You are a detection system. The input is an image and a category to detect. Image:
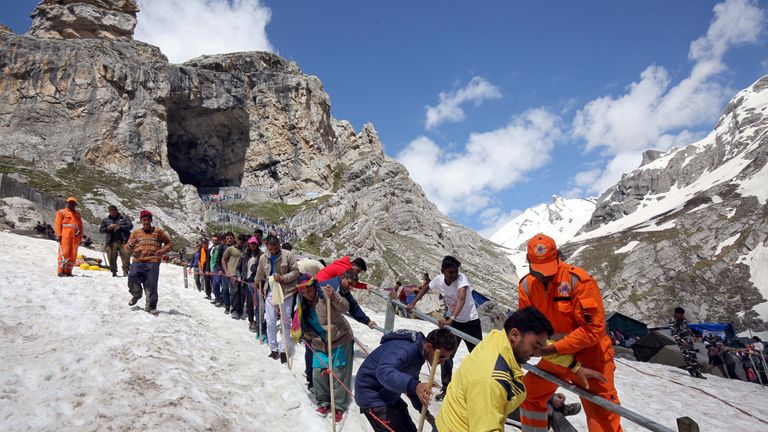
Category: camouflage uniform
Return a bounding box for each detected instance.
[670,317,702,377]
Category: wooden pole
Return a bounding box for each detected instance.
[257,287,264,345]
[279,289,292,370]
[326,293,336,432]
[418,349,441,432]
[183,266,188,289]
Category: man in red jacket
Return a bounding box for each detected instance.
[316,256,368,285]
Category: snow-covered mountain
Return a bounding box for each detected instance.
[2,231,766,432]
[559,75,768,330]
[490,196,596,272]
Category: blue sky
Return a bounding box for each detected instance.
[3,0,767,235]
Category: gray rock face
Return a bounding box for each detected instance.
[0,31,172,180]
[29,0,139,40]
[565,75,768,330]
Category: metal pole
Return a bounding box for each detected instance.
[750,354,764,386]
[384,292,396,334]
[369,290,680,432]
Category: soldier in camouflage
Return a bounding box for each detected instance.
[670,307,706,379]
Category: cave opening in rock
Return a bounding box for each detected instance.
[166,99,250,189]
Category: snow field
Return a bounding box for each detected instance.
[1,232,767,431]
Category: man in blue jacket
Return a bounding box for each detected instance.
[355,328,459,432]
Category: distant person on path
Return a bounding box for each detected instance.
[517,234,623,432]
[408,255,482,401]
[225,234,247,320]
[355,328,459,432]
[670,307,705,379]
[253,235,301,363]
[208,233,227,308]
[753,336,765,353]
[243,236,264,334]
[219,232,236,314]
[126,210,173,314]
[99,205,133,277]
[54,197,84,277]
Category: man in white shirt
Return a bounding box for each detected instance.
[408,255,483,401]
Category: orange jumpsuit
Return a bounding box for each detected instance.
[54,208,83,275]
[518,264,623,432]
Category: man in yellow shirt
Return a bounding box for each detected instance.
[436,307,605,432]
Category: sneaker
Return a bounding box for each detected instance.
[334,409,344,422]
[562,402,582,417]
[147,309,159,316]
[315,406,330,417]
[695,373,707,380]
[435,390,447,401]
[210,299,218,304]
[280,352,288,364]
[260,334,268,343]
[205,294,212,300]
[128,297,139,306]
[249,322,257,332]
[215,301,224,308]
[112,273,117,277]
[122,271,128,277]
[231,312,240,320]
[224,307,230,314]
[268,351,279,360]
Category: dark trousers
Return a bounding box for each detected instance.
[128,262,161,310]
[441,318,482,390]
[193,269,202,291]
[203,274,212,297]
[221,276,232,306]
[246,284,255,322]
[362,399,417,432]
[105,241,131,275]
[212,273,223,302]
[231,280,247,315]
[305,343,314,386]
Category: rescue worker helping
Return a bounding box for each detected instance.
[519,234,623,432]
[55,197,84,277]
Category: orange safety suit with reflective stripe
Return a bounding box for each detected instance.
[518,264,623,432]
[54,208,83,275]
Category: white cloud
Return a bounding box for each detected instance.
[135,0,273,64]
[570,0,765,195]
[399,108,561,215]
[425,77,502,130]
[478,207,523,239]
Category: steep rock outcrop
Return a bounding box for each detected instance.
[29,0,139,40]
[564,75,768,330]
[0,31,173,180]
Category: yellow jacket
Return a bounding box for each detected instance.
[436,329,578,432]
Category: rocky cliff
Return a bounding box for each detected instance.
[561,75,768,330]
[0,1,516,305]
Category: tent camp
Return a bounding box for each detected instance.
[606,312,648,338]
[648,343,711,373]
[632,331,675,362]
[687,323,736,343]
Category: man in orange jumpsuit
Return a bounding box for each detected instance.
[519,233,623,432]
[54,197,84,277]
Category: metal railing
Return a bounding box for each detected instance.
[365,289,700,432]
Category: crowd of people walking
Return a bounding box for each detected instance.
[50,198,768,432]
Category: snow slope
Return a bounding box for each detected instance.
[490,196,596,272]
[2,232,767,432]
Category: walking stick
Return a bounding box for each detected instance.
[257,286,265,345]
[280,296,292,370]
[326,293,336,432]
[418,349,441,432]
